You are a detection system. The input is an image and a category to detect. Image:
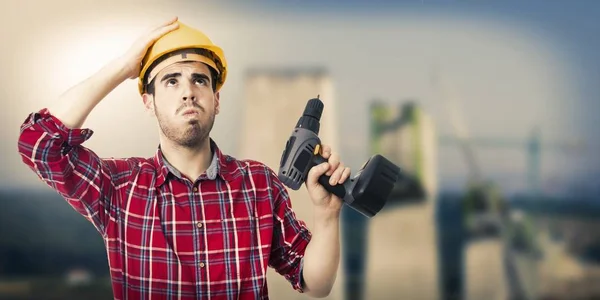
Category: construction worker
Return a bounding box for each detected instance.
[17,17,350,299]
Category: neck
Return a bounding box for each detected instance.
[160,137,213,181]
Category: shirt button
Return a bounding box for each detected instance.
[196,222,203,228]
[193,187,198,192]
[199,262,205,268]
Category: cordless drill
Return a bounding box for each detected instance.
[277,96,402,218]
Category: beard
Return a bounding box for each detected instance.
[154,102,215,148]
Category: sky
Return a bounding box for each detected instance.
[1,0,598,194]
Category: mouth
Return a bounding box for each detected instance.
[182,109,200,116]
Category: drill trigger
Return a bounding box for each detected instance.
[313,144,321,155]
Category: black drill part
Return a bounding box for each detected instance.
[295,97,324,134]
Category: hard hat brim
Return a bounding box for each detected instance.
[138,44,227,94]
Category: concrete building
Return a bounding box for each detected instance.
[239,67,343,300]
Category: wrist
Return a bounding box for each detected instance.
[110,56,134,82]
[313,206,341,224]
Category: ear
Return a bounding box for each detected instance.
[142,93,155,115]
[214,91,221,115]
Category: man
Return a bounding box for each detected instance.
[17,17,350,299]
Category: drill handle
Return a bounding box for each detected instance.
[311,154,347,199]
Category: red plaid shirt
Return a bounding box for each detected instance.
[17,109,312,300]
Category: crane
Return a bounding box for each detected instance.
[430,64,588,300]
[430,65,507,238]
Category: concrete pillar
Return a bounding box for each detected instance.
[238,67,342,300]
[363,101,440,299]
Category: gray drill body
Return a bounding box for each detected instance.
[277,127,358,205]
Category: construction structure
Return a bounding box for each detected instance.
[349,100,439,300]
[238,67,343,300]
[431,64,598,300]
[239,67,338,171]
[369,100,438,207]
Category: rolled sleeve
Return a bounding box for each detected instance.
[267,169,312,293]
[19,109,93,159]
[17,108,129,235]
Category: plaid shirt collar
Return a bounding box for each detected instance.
[153,138,235,187]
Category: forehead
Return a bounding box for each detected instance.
[156,61,211,79]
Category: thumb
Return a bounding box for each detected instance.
[306,162,329,188]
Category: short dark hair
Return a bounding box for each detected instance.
[144,48,220,95]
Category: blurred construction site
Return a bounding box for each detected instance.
[1,1,599,299]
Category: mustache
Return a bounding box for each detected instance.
[176,103,205,114]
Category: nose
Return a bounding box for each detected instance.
[181,82,196,102]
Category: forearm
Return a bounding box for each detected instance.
[48,56,130,129]
[301,208,341,298]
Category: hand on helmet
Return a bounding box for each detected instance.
[121,16,180,80]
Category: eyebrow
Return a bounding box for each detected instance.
[160,72,181,83]
[160,72,211,83]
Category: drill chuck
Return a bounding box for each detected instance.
[295,97,323,134]
[302,97,324,120]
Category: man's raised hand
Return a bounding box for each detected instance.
[121,16,180,80]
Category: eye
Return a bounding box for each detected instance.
[166,79,178,86]
[195,78,208,85]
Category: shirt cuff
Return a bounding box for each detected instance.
[24,108,93,146]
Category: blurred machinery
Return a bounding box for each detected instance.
[369,101,435,206]
[431,65,600,300]
[341,100,436,300]
[430,66,507,240]
[430,66,509,300]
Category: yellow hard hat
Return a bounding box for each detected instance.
[138,21,228,95]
